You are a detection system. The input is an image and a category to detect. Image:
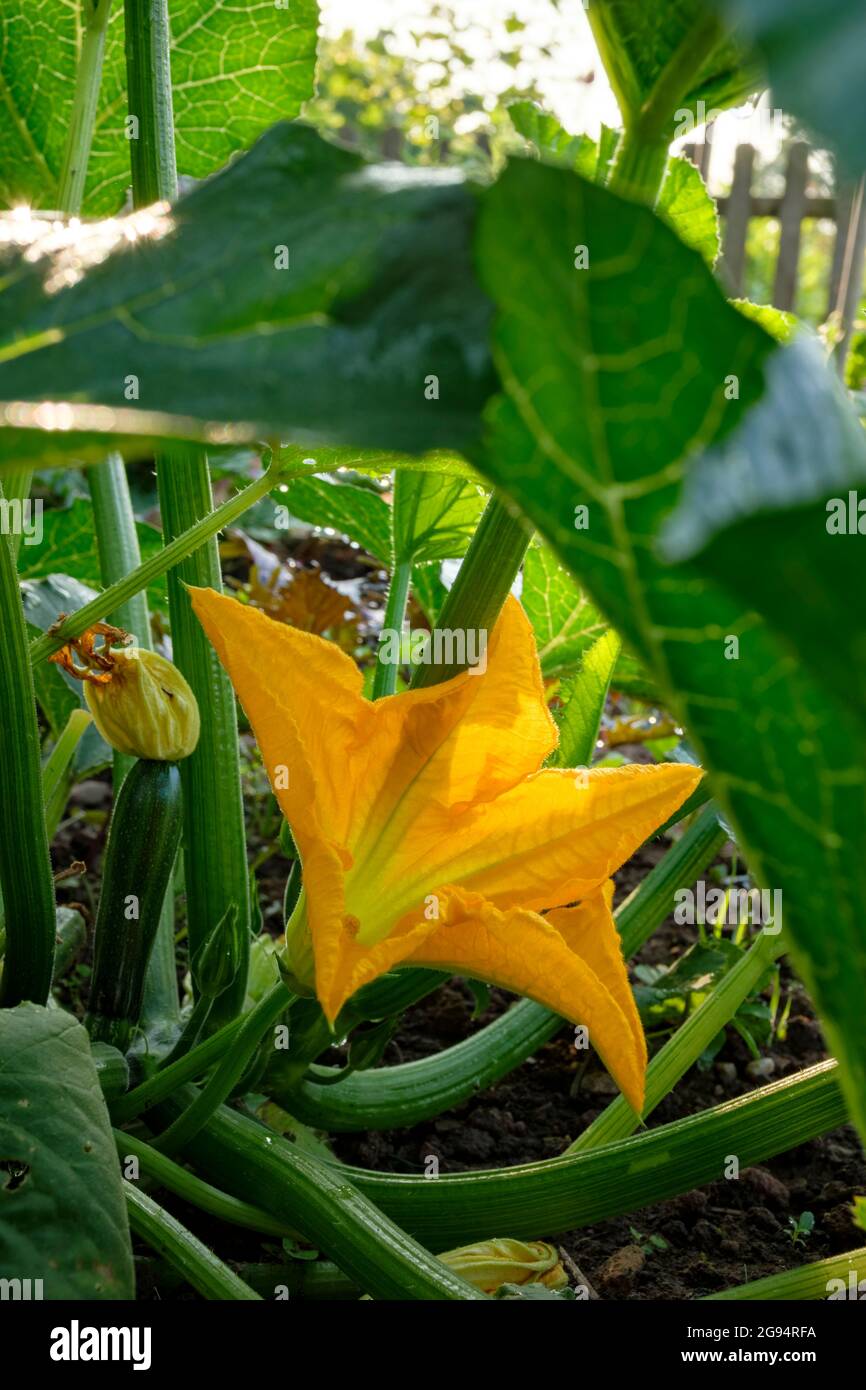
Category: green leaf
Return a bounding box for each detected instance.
[587,0,755,129]
[662,333,866,741]
[474,156,866,1143]
[282,476,392,565]
[0,124,494,465]
[552,630,621,770]
[657,156,720,265]
[708,0,866,174]
[17,496,167,613]
[0,1003,134,1297]
[510,101,720,267]
[393,472,485,565]
[521,543,653,696]
[508,101,598,178]
[0,0,319,213]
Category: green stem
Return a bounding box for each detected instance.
[3,468,33,561]
[607,131,671,205]
[157,993,213,1070]
[123,1181,262,1300]
[567,929,787,1152]
[335,1061,845,1248]
[116,1131,296,1238]
[42,708,92,834]
[31,465,280,664]
[607,13,725,206]
[88,453,179,1030]
[410,491,530,687]
[0,514,55,1004]
[180,1062,843,1256]
[151,981,293,1156]
[124,4,250,1024]
[124,0,178,207]
[155,447,252,1024]
[164,1090,485,1300]
[56,0,115,214]
[704,1247,866,1302]
[372,558,412,699]
[110,1009,246,1126]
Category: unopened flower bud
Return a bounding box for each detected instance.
[438,1238,568,1294]
[84,648,200,761]
[191,905,242,999]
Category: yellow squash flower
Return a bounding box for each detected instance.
[191,587,701,1111]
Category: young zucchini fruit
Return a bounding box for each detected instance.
[62,636,200,1052]
[85,756,183,1052]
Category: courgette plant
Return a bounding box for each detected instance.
[0,0,865,1305]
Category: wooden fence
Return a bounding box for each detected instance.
[686,138,866,359]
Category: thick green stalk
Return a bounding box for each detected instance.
[705,1247,866,1302]
[123,4,250,1023]
[31,465,281,665]
[152,982,293,1156]
[411,491,530,687]
[3,468,33,560]
[89,454,178,1029]
[0,515,55,1004]
[124,1181,262,1300]
[56,0,115,214]
[274,807,727,1130]
[163,1089,485,1301]
[124,0,178,206]
[116,1131,295,1238]
[333,1061,845,1248]
[568,929,787,1152]
[372,558,412,699]
[608,132,670,205]
[155,449,251,1023]
[607,14,725,206]
[287,1001,559,1132]
[181,1062,844,1254]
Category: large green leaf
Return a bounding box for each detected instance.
[510,102,720,266]
[0,0,319,213]
[281,476,392,566]
[392,473,485,565]
[587,0,755,129]
[0,123,495,465]
[522,543,655,696]
[0,1003,133,1297]
[475,156,866,1142]
[663,333,866,737]
[709,0,866,173]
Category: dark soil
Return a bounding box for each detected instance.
[329,844,866,1300]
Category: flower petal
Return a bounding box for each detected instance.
[546,881,646,1082]
[408,886,646,1111]
[364,762,702,929]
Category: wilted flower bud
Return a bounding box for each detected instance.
[439,1238,568,1294]
[84,648,200,761]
